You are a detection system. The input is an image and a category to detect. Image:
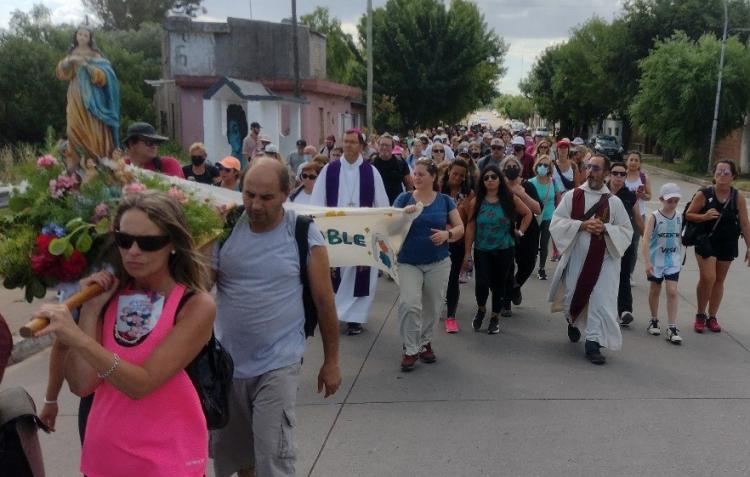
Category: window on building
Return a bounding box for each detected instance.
[615,127,620,136]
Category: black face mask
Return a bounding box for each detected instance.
[471,152,480,158]
[504,167,520,180]
[191,155,206,166]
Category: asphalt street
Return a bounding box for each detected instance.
[3,167,750,477]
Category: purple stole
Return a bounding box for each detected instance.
[569,188,611,322]
[326,159,375,297]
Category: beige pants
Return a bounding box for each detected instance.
[398,258,451,355]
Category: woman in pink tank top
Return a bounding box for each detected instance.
[38,190,216,477]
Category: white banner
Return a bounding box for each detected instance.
[109,161,420,283]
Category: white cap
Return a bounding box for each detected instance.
[483,132,492,139]
[511,136,525,146]
[572,137,585,146]
[265,143,278,153]
[659,182,681,200]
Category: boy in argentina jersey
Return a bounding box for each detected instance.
[641,183,683,344]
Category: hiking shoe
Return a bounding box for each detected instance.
[419,343,437,363]
[537,269,547,280]
[401,353,418,372]
[511,287,522,306]
[550,254,560,262]
[445,317,459,333]
[487,316,500,334]
[472,309,486,332]
[694,313,707,334]
[567,323,581,343]
[707,316,722,333]
[346,322,363,335]
[647,319,661,336]
[619,311,634,326]
[585,340,606,365]
[666,327,683,345]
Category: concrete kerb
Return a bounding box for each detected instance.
[642,163,750,199]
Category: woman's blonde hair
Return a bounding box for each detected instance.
[112,190,208,293]
[188,142,207,156]
[302,159,325,174]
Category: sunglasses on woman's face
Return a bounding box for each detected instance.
[483,173,499,181]
[301,173,317,180]
[433,149,444,153]
[611,170,627,177]
[538,145,549,149]
[114,231,171,252]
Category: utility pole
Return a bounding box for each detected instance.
[709,0,729,174]
[367,0,373,132]
[291,0,300,97]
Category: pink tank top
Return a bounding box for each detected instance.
[81,284,208,477]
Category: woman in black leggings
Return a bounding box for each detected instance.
[463,164,531,335]
[440,158,473,333]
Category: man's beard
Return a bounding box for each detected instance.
[587,176,604,190]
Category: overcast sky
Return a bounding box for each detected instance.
[1,0,623,94]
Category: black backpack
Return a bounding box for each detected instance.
[175,292,233,430]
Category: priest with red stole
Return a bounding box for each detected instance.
[548,154,633,365]
[310,129,390,336]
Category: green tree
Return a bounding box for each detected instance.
[357,0,507,130]
[494,94,534,122]
[299,7,360,85]
[629,32,750,168]
[82,0,204,30]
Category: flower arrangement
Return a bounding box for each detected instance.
[0,150,225,302]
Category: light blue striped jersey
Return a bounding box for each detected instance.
[648,210,682,277]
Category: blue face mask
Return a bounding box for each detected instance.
[303,154,312,162]
[537,165,549,176]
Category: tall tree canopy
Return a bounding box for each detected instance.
[82,0,204,30]
[359,0,507,130]
[629,33,750,166]
[494,94,534,122]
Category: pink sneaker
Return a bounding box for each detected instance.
[445,317,459,333]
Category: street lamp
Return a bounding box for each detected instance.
[708,0,750,173]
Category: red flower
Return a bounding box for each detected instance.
[30,252,56,276]
[56,251,87,282]
[36,234,53,253]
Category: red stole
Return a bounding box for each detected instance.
[569,188,611,322]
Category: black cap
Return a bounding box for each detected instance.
[123,122,168,145]
[296,139,307,147]
[251,122,261,129]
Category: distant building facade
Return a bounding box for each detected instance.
[152,16,364,159]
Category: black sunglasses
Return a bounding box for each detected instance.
[483,173,499,181]
[433,149,445,153]
[301,173,318,180]
[114,231,171,252]
[490,145,503,150]
[610,170,627,177]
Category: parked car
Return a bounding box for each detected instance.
[589,135,623,161]
[534,127,549,138]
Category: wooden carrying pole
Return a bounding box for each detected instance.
[19,283,104,338]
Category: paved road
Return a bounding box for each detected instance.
[3,169,750,476]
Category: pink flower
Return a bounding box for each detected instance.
[123,182,147,195]
[48,173,78,198]
[93,202,109,222]
[36,155,57,169]
[167,186,188,204]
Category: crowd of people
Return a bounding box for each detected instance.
[30,120,750,477]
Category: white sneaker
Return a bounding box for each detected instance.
[647,319,661,336]
[666,327,683,345]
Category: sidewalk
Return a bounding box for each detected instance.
[1,286,57,365]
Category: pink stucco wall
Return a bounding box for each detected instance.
[299,93,352,149]
[180,88,205,151]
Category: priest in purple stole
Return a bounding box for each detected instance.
[310,129,390,335]
[548,155,632,365]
